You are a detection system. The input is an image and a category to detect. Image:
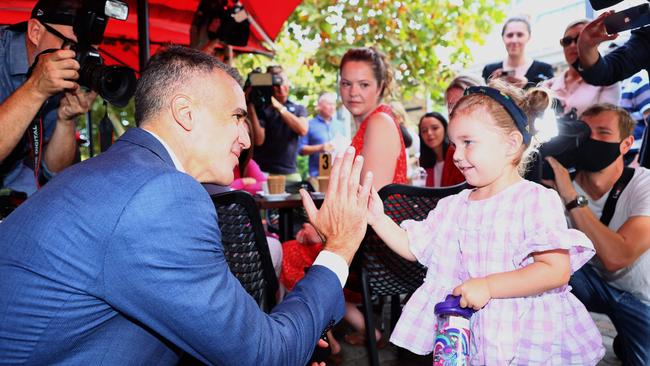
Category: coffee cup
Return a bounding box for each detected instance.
[267,175,286,194]
[317,176,329,193]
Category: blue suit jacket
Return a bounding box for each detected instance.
[0,128,345,365]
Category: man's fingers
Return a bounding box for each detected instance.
[544,156,560,169]
[56,69,80,82]
[316,339,329,348]
[327,147,354,198]
[596,10,615,22]
[459,296,468,309]
[347,155,364,202]
[326,153,343,198]
[336,147,356,198]
[300,189,318,224]
[48,49,77,62]
[540,179,556,189]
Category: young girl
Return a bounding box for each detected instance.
[367,81,605,365]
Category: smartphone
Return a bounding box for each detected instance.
[604,3,650,35]
[501,70,514,77]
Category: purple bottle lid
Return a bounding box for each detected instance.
[434,294,475,318]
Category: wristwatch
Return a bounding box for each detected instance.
[565,195,588,211]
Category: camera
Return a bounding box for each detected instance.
[526,106,592,182]
[245,68,282,109]
[72,0,136,107]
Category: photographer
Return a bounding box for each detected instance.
[247,65,308,182]
[544,104,650,366]
[0,0,96,196]
[575,7,650,166]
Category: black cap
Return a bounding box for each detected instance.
[31,0,81,26]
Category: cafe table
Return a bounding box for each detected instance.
[254,192,324,242]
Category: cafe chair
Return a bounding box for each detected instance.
[178,191,280,366]
[211,190,279,312]
[359,182,468,366]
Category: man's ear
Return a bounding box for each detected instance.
[26,19,45,48]
[171,94,193,131]
[620,135,635,155]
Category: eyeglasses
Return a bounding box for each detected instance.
[40,22,77,49]
[560,35,579,48]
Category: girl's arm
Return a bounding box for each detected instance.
[453,249,570,310]
[367,188,416,262]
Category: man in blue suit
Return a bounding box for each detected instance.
[0,45,374,365]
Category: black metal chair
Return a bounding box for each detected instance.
[359,182,468,366]
[211,190,278,312]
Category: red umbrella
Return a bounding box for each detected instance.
[0,0,302,72]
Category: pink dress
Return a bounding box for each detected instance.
[391,180,604,365]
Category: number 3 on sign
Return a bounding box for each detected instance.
[319,152,333,177]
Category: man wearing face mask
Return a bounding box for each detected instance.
[545,103,650,366]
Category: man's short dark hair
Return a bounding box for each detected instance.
[135,45,243,126]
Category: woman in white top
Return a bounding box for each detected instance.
[482,16,554,88]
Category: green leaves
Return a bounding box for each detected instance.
[234,0,507,113]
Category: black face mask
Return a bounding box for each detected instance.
[576,138,621,172]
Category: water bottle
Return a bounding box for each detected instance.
[433,294,475,366]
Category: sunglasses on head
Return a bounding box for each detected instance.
[560,35,579,47]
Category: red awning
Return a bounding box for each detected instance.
[0,0,302,72]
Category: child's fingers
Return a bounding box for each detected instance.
[452,285,462,297]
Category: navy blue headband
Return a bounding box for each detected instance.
[464,86,531,144]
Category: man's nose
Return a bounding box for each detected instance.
[239,125,251,149]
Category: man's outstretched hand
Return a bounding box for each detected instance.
[300,146,373,265]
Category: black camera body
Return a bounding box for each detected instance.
[73,0,135,107]
[246,68,282,110]
[526,107,592,182]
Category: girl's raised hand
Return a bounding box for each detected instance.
[452,277,491,311]
[366,187,385,227]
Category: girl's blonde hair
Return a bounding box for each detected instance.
[450,79,552,175]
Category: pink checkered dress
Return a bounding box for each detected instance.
[390,180,605,365]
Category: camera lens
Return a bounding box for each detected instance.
[77,50,136,107]
[92,65,136,107]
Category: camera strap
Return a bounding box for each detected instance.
[600,167,635,226]
[27,104,46,189]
